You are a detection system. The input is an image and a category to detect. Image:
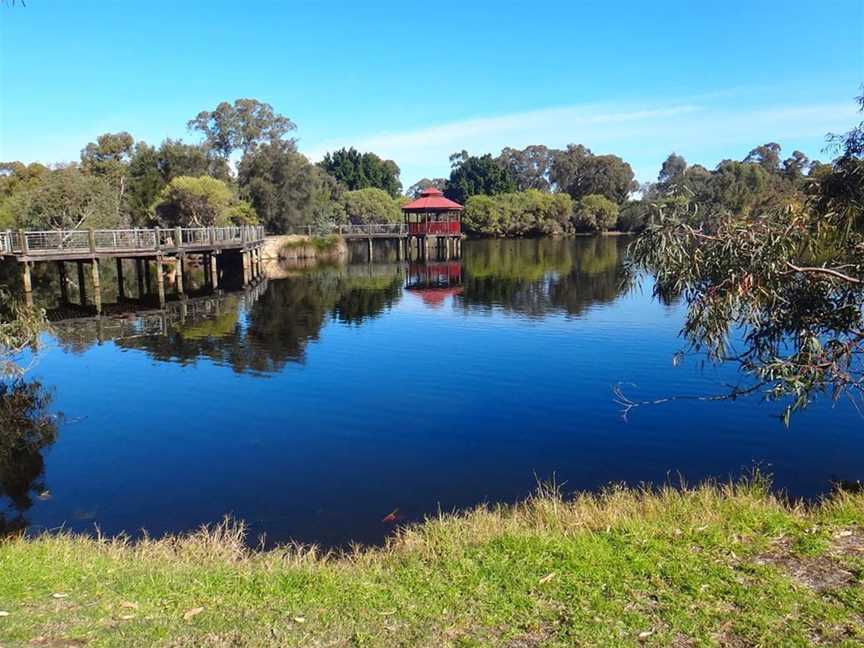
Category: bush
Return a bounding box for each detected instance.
[153,176,257,227]
[462,190,574,237]
[573,194,619,232]
[340,187,401,224]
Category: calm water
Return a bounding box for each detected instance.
[4,238,864,547]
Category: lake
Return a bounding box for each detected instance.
[4,237,863,547]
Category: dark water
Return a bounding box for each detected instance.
[4,238,863,547]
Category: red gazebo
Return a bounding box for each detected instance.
[402,187,462,237]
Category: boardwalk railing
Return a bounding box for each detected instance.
[0,226,265,257]
[290,224,407,237]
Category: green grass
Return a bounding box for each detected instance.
[1,478,863,647]
[280,235,342,254]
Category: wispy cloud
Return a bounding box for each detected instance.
[302,96,858,185]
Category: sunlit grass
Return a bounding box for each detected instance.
[1,477,863,646]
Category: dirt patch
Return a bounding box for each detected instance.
[754,528,863,592]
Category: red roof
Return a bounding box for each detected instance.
[402,187,463,212]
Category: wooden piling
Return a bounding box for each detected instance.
[57,261,68,303]
[176,256,184,295]
[155,257,166,308]
[21,261,32,298]
[136,259,145,298]
[90,259,102,314]
[116,258,125,300]
[77,261,87,306]
[210,253,219,290]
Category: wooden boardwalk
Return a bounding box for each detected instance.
[2,226,266,312]
[0,226,265,261]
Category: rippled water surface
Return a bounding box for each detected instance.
[5,238,863,546]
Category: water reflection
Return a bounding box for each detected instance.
[460,237,630,317]
[0,381,59,536]
[42,238,633,374]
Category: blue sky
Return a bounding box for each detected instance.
[0,0,861,188]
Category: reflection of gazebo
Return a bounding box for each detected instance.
[401,188,463,258]
[406,260,463,308]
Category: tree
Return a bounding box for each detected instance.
[152,176,256,227]
[319,148,402,197]
[461,190,573,237]
[7,166,121,230]
[125,142,163,226]
[157,139,230,181]
[0,162,48,228]
[496,145,555,192]
[625,98,864,423]
[782,150,811,182]
[744,142,782,173]
[550,145,637,204]
[573,194,619,232]
[340,187,401,224]
[406,177,447,198]
[80,131,134,220]
[657,153,687,187]
[239,142,344,233]
[444,151,516,204]
[187,99,296,160]
[818,94,864,223]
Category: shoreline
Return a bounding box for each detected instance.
[2,478,862,646]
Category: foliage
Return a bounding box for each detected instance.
[444,150,516,204]
[125,139,231,227]
[2,479,863,645]
[0,288,44,379]
[4,166,121,230]
[187,98,296,160]
[0,163,48,228]
[406,177,447,198]
[496,145,555,191]
[628,100,864,421]
[339,187,402,224]
[318,147,401,197]
[462,190,573,237]
[0,380,58,535]
[152,176,256,228]
[551,144,637,204]
[238,142,344,233]
[573,193,619,232]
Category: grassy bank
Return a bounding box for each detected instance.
[1,480,863,647]
[261,235,347,262]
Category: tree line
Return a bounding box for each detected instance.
[0,96,840,239]
[0,99,406,235]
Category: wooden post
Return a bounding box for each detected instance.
[154,227,161,252]
[175,227,183,251]
[77,261,87,306]
[21,261,32,299]
[136,259,145,298]
[367,238,373,263]
[176,256,184,295]
[58,261,68,303]
[116,258,125,300]
[155,257,166,308]
[144,259,152,295]
[90,259,102,314]
[203,253,211,288]
[210,253,219,289]
[18,229,28,255]
[241,251,249,285]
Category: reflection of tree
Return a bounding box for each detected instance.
[0,381,59,536]
[105,265,403,374]
[459,237,631,318]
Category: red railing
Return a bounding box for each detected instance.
[408,220,461,236]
